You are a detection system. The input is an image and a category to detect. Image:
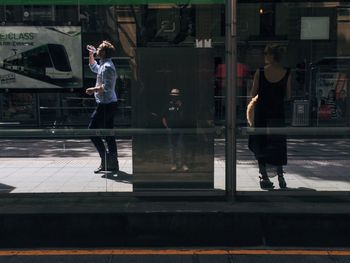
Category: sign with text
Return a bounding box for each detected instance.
[0,26,82,89]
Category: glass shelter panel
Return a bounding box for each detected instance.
[237,1,350,192]
[0,2,225,194]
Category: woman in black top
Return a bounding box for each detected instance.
[249,44,292,189]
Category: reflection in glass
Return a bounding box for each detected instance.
[237,2,350,193]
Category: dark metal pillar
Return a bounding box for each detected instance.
[225,0,237,201]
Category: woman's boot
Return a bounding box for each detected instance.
[276,167,287,189]
[258,162,274,189]
[278,175,287,189]
[259,175,274,189]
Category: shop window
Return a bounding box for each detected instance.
[0,3,224,195]
[0,6,5,22]
[138,5,195,47]
[55,6,79,25]
[259,3,275,37]
[4,6,21,22]
[237,1,350,194]
[2,93,35,121]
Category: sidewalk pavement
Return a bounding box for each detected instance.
[0,138,349,193]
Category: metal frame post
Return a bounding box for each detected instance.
[225,0,237,201]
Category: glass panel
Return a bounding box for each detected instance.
[237,1,350,192]
[1,93,36,123]
[120,4,224,191]
[0,3,225,195]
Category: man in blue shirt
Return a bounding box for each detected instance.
[86,40,119,173]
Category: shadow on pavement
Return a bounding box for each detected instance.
[0,183,15,193]
[101,170,133,183]
[264,187,317,192]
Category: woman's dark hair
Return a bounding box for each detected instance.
[264,43,286,62]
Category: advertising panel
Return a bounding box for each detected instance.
[0,26,82,89]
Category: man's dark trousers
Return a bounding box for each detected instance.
[88,102,118,159]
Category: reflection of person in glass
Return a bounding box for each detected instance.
[7,93,33,118]
[162,88,189,172]
[86,40,119,173]
[317,89,326,108]
[248,44,291,189]
[337,89,347,119]
[326,89,338,120]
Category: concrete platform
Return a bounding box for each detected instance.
[0,139,350,249]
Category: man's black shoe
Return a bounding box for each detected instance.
[94,162,106,173]
[94,163,118,173]
[94,165,103,174]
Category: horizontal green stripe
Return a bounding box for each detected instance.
[0,0,224,5]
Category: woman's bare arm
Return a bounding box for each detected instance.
[251,69,260,97]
